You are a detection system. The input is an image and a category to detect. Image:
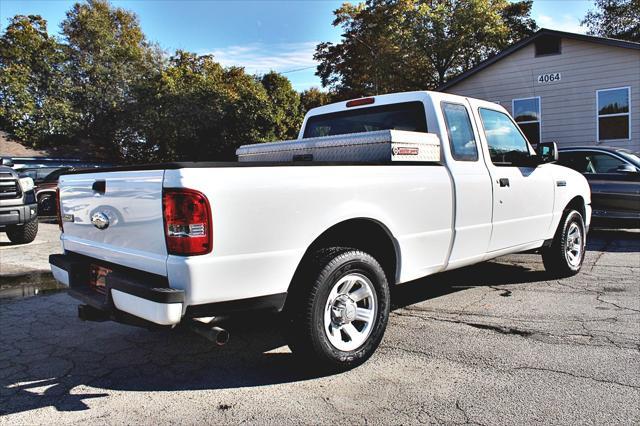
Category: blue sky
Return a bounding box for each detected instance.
[0,0,594,91]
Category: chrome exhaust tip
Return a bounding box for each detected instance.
[190,323,230,346]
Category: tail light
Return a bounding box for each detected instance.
[56,187,63,231]
[162,188,212,256]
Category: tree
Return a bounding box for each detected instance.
[1,1,308,162]
[0,15,75,146]
[300,88,332,114]
[581,0,639,42]
[61,0,164,158]
[123,51,277,162]
[260,71,303,140]
[314,0,537,98]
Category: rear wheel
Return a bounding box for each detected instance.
[5,219,38,244]
[542,210,585,276]
[285,247,390,371]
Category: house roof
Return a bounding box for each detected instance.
[438,28,640,91]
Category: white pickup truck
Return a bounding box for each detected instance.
[50,91,591,370]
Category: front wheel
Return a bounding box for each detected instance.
[5,219,38,244]
[542,210,586,277]
[284,247,390,371]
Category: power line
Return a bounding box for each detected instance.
[280,65,317,74]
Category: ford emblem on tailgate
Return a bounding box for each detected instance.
[91,212,110,230]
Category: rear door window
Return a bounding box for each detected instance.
[441,102,478,161]
[303,102,427,138]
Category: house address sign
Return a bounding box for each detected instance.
[537,72,561,83]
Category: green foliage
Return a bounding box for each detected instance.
[61,0,164,158]
[581,0,639,42]
[314,0,537,98]
[148,52,276,161]
[260,71,303,140]
[300,88,332,115]
[1,0,315,162]
[0,15,76,146]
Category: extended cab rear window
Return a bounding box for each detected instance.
[303,101,427,138]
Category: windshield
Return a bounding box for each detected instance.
[303,101,427,138]
[616,150,640,168]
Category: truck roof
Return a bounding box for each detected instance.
[299,90,502,139]
[304,91,468,117]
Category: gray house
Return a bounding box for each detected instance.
[440,29,640,152]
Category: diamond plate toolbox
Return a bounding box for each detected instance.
[236,130,441,163]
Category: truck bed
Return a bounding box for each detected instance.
[58,163,454,309]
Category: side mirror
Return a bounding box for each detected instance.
[537,142,558,164]
[616,164,638,173]
[1,157,14,167]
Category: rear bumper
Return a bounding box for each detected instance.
[49,253,184,326]
[0,203,37,227]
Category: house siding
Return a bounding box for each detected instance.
[444,38,640,152]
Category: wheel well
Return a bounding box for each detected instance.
[296,218,398,285]
[564,196,585,219]
[37,191,55,201]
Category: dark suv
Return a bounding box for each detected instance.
[0,161,38,244]
[557,146,640,227]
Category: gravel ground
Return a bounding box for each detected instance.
[0,224,639,425]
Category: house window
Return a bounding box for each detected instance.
[535,35,561,56]
[512,97,541,145]
[597,87,630,141]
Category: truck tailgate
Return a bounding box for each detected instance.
[58,170,168,276]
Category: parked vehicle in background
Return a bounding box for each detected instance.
[2,157,112,171]
[50,91,591,371]
[29,168,74,217]
[558,147,640,228]
[0,159,38,244]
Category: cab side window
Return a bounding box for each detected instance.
[557,151,591,173]
[479,108,531,166]
[559,151,627,174]
[589,153,627,174]
[442,102,478,161]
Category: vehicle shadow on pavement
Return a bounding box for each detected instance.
[586,229,640,253]
[391,260,548,310]
[0,258,567,416]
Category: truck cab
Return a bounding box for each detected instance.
[295,91,590,267]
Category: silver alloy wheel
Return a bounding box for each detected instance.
[565,222,583,267]
[323,273,377,352]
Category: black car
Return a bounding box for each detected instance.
[558,147,640,228]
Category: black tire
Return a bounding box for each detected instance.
[284,247,390,372]
[542,210,585,277]
[38,193,56,216]
[5,219,38,244]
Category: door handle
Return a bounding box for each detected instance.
[498,178,510,187]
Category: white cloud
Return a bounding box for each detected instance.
[537,14,586,34]
[205,41,319,75]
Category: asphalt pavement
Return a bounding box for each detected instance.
[0,223,639,425]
